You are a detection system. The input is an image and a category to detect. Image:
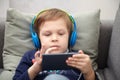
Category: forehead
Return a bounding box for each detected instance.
[39,18,68,30]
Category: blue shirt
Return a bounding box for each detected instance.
[13,49,98,80]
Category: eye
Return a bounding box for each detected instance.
[59,32,64,35]
[43,32,51,36]
[58,31,65,36]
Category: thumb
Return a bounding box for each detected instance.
[78,50,84,54]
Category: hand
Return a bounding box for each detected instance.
[32,45,46,71]
[44,47,59,54]
[28,46,46,80]
[66,50,93,74]
[31,46,59,72]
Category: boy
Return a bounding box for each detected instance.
[13,8,99,80]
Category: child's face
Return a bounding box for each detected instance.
[39,18,69,54]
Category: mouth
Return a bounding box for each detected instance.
[50,45,60,48]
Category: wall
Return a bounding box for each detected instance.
[0,0,9,18]
[0,0,120,20]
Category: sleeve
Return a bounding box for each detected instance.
[77,72,100,80]
[95,71,102,80]
[71,69,101,80]
[13,50,35,80]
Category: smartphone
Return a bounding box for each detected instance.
[42,53,75,70]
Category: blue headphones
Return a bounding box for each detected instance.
[30,12,77,49]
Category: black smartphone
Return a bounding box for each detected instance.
[42,53,75,70]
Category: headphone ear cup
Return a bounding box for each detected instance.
[31,32,41,49]
[70,31,77,47]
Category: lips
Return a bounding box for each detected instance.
[50,45,60,48]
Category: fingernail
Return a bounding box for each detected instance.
[32,59,36,64]
[79,50,82,53]
[37,50,40,53]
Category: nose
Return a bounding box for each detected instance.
[51,34,58,42]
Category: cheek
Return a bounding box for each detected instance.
[39,35,48,46]
[61,35,69,46]
[41,38,48,42]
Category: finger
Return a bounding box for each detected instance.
[67,60,82,69]
[66,56,87,69]
[67,57,84,63]
[35,50,40,58]
[67,57,92,68]
[45,47,58,54]
[67,58,86,66]
[71,55,90,65]
[72,53,88,59]
[72,54,84,59]
[78,50,84,54]
[40,45,46,54]
[32,59,35,63]
[39,50,42,58]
